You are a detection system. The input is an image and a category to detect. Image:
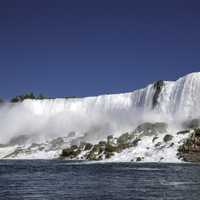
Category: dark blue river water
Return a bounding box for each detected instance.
[0,160,200,200]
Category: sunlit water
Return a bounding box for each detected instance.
[0,160,200,200]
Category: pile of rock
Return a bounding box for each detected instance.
[178,128,200,162]
[60,133,137,160]
[60,122,168,161]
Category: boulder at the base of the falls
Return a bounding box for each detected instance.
[136,157,145,162]
[60,122,169,161]
[60,133,133,160]
[60,131,138,160]
[182,119,200,129]
[163,134,173,143]
[178,128,200,162]
[177,130,190,135]
[135,122,168,136]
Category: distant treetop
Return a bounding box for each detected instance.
[11,92,49,103]
[10,93,78,102]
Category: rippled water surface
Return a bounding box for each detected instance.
[0,160,200,200]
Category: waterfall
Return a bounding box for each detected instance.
[0,72,200,160]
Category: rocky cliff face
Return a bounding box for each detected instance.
[178,129,200,162]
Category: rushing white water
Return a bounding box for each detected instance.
[0,72,200,160]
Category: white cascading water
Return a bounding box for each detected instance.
[0,72,200,160]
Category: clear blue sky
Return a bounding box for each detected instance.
[0,0,200,99]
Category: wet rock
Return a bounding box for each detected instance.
[177,130,190,135]
[79,143,86,151]
[92,144,101,154]
[182,119,200,129]
[107,135,114,144]
[105,144,118,153]
[105,152,114,159]
[29,143,40,148]
[117,133,129,145]
[195,128,200,136]
[86,152,99,161]
[153,123,168,133]
[84,143,93,151]
[135,122,167,136]
[61,146,81,158]
[136,157,143,162]
[50,137,65,150]
[178,128,200,162]
[163,135,173,143]
[152,136,159,143]
[169,143,174,148]
[3,147,24,158]
[68,131,76,138]
[8,135,30,146]
[132,138,141,147]
[135,123,154,134]
[71,145,78,150]
[155,142,162,147]
[99,141,107,146]
[61,148,74,158]
[60,122,168,161]
[39,146,45,151]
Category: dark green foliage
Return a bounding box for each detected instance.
[11,92,49,102]
[64,96,77,99]
[37,94,48,100]
[10,92,78,102]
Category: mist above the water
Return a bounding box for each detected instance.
[0,99,171,145]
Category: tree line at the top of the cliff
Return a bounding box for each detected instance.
[0,92,78,103]
[0,79,171,104]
